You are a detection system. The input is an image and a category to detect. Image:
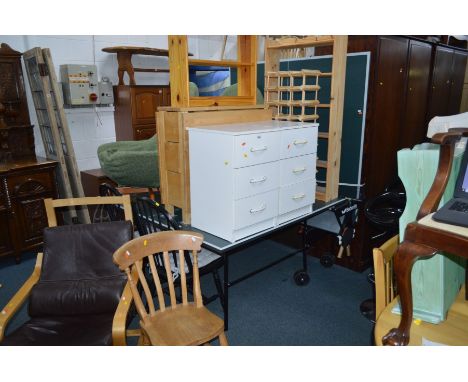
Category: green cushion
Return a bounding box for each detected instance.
[189,82,199,97]
[97,136,159,188]
[221,83,264,105]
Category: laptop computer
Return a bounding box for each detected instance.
[432,147,468,227]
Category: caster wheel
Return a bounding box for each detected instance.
[320,252,335,268]
[294,270,310,286]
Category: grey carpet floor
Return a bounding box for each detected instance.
[0,239,374,345]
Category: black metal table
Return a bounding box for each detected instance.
[187,198,343,330]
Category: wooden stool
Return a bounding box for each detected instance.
[101,46,170,85]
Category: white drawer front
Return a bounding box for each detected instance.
[234,161,280,200]
[234,189,279,230]
[234,131,280,168]
[280,153,316,186]
[280,127,318,159]
[279,179,315,215]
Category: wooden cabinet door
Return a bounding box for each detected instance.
[448,50,468,115]
[132,87,167,125]
[162,87,171,106]
[134,124,156,140]
[0,209,14,256]
[12,196,50,249]
[367,36,409,196]
[399,40,432,149]
[7,166,56,253]
[428,46,454,120]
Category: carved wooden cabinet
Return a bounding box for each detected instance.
[0,43,59,262]
[0,43,35,159]
[113,85,170,141]
[0,158,58,262]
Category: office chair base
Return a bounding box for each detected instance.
[294,269,310,286]
[360,298,376,323]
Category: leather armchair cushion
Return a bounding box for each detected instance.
[28,220,132,317]
[29,276,127,317]
[1,314,116,346]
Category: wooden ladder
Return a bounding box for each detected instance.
[264,35,347,202]
[23,47,89,223]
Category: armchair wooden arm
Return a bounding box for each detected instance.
[417,129,468,220]
[382,128,468,346]
[0,253,43,342]
[112,266,140,345]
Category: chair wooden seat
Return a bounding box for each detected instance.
[142,304,224,346]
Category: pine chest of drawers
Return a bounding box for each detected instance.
[188,120,318,242]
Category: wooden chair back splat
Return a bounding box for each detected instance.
[373,235,399,320]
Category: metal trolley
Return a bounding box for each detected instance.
[294,198,360,285]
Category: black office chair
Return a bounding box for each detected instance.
[97,183,155,236]
[95,183,126,223]
[134,196,225,309]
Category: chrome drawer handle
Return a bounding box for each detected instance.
[292,167,306,174]
[292,193,306,200]
[293,139,308,145]
[249,176,267,184]
[250,145,268,152]
[250,204,266,214]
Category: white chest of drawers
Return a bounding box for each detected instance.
[188,120,318,242]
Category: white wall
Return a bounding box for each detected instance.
[1,35,262,171]
[1,35,172,171]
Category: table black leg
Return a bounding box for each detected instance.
[302,221,308,271]
[223,252,229,330]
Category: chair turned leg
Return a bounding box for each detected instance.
[138,330,151,346]
[218,332,228,346]
[382,241,436,346]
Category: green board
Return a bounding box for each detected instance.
[394,144,466,323]
[232,53,369,198]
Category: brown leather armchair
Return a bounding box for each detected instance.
[0,196,137,346]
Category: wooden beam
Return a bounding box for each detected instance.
[266,36,335,49]
[134,68,170,73]
[325,35,348,201]
[188,59,250,68]
[168,36,190,107]
[189,96,255,107]
[237,35,257,101]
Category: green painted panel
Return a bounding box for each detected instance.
[394,143,466,323]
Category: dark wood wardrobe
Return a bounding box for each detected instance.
[315,36,468,271]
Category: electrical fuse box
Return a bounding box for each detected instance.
[98,77,114,105]
[60,64,100,106]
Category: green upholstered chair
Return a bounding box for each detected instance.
[221,83,264,105]
[97,135,159,188]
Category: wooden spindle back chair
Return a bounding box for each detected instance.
[134,196,225,308]
[113,230,227,346]
[373,235,399,320]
